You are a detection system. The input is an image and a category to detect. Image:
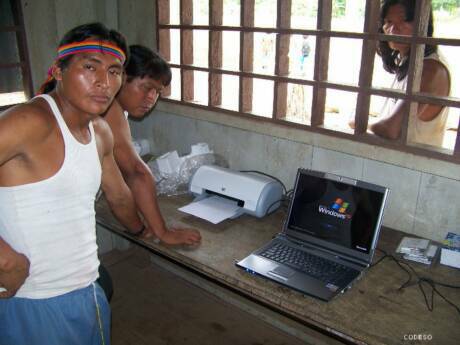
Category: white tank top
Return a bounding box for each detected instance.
[379,52,450,147]
[0,94,102,299]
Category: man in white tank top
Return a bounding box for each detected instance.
[103,45,201,245]
[0,23,149,345]
[368,1,451,146]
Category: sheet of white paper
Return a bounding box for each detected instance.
[179,196,241,224]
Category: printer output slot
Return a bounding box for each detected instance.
[205,189,245,207]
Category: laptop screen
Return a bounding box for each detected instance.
[287,170,386,255]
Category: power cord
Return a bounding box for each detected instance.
[372,248,460,315]
[264,192,293,216]
[239,170,288,195]
[238,170,293,217]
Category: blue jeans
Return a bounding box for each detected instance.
[0,283,110,345]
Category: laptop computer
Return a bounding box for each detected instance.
[236,168,389,301]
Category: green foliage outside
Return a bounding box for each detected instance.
[432,0,460,12]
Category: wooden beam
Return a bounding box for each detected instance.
[402,0,430,145]
[354,0,380,135]
[10,0,33,98]
[274,0,291,120]
[180,0,194,101]
[240,0,254,113]
[157,0,170,24]
[157,0,171,97]
[454,115,460,158]
[209,0,223,106]
[311,0,332,127]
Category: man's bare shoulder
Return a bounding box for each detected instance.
[92,116,113,142]
[101,99,132,149]
[0,98,55,139]
[103,99,127,127]
[421,59,450,96]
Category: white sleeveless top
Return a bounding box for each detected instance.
[0,94,101,298]
[379,52,450,147]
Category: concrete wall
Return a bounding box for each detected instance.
[118,0,156,48]
[21,0,156,93]
[129,105,460,243]
[21,0,120,92]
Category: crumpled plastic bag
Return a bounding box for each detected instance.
[148,152,228,196]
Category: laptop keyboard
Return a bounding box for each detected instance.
[260,242,359,287]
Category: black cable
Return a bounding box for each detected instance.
[434,281,460,289]
[285,188,294,199]
[431,283,460,314]
[263,194,293,217]
[237,170,293,217]
[371,248,460,316]
[239,170,287,195]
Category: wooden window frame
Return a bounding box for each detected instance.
[156,0,460,163]
[0,0,33,111]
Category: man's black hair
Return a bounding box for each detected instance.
[41,22,129,94]
[377,0,436,81]
[125,45,172,86]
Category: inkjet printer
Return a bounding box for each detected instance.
[189,165,284,219]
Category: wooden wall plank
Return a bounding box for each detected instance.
[209,0,223,106]
[274,0,291,120]
[311,0,332,127]
[240,0,254,113]
[354,0,380,134]
[402,0,430,144]
[181,0,194,101]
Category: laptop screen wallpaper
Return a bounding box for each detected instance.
[288,174,385,254]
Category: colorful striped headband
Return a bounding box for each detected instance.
[57,40,126,64]
[37,40,126,94]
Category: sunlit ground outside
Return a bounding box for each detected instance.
[169,68,181,100]
[194,71,208,106]
[194,30,209,68]
[0,91,26,107]
[169,29,180,65]
[252,79,273,118]
[221,74,239,112]
[222,31,240,71]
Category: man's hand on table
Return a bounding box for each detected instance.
[144,227,202,246]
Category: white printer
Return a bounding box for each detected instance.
[189,165,284,218]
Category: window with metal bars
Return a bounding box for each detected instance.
[156,0,460,163]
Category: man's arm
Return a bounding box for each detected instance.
[0,238,30,298]
[370,59,450,140]
[0,103,49,298]
[94,117,146,234]
[104,102,201,245]
[369,98,406,140]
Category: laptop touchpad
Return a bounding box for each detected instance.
[268,266,296,279]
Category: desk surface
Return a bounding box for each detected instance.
[96,195,460,345]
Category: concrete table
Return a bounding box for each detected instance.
[96,195,460,345]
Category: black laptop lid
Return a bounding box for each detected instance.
[285,169,389,264]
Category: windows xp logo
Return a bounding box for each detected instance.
[332,198,349,214]
[318,198,352,219]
